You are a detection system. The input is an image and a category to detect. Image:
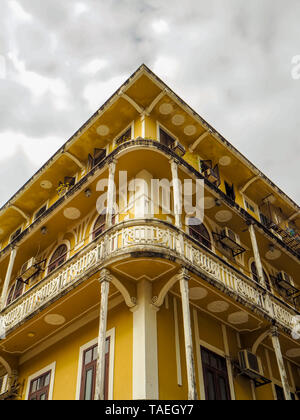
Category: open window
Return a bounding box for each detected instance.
[224,181,235,202]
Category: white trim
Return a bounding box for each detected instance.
[221,324,236,400]
[132,280,159,399]
[242,194,259,217]
[25,362,56,400]
[75,327,115,400]
[173,297,182,387]
[193,308,205,400]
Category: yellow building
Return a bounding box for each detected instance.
[0,64,299,401]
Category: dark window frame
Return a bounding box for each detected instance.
[201,347,231,401]
[159,127,176,148]
[79,337,110,400]
[28,370,51,401]
[189,222,212,250]
[48,244,68,274]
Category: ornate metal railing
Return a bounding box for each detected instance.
[0,220,297,335]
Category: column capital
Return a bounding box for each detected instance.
[169,157,180,167]
[270,325,280,338]
[98,268,112,284]
[177,267,190,282]
[107,157,118,168]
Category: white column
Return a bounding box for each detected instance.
[132,280,159,399]
[1,247,18,310]
[270,327,291,401]
[170,159,182,229]
[179,268,198,400]
[95,268,111,400]
[249,224,266,287]
[106,159,117,227]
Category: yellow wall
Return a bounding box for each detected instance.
[18,303,132,400]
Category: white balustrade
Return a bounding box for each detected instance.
[0,221,297,334]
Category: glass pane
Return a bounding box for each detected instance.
[219,376,229,400]
[93,346,98,361]
[85,349,93,365]
[40,393,46,401]
[84,368,94,401]
[206,371,216,400]
[44,373,50,387]
[210,355,218,369]
[30,396,37,400]
[31,380,37,393]
[37,377,43,390]
[202,350,210,365]
[105,339,110,354]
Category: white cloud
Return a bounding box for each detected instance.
[152,19,169,35]
[81,59,108,75]
[83,74,127,111]
[0,131,63,167]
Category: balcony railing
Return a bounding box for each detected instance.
[0,220,298,335]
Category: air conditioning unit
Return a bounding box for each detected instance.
[238,350,262,378]
[222,227,238,243]
[203,168,218,184]
[277,271,294,290]
[0,374,8,395]
[20,257,37,280]
[172,140,186,157]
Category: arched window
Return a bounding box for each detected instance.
[189,222,211,250]
[250,262,271,291]
[48,244,68,274]
[93,213,106,240]
[6,278,24,305]
[92,210,115,240]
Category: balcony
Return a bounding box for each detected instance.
[259,203,300,256]
[0,219,298,338]
[200,160,221,187]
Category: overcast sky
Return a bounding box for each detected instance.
[0,0,299,208]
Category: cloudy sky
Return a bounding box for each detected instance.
[0,0,299,207]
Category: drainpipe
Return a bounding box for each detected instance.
[95,269,112,400]
[1,247,18,311]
